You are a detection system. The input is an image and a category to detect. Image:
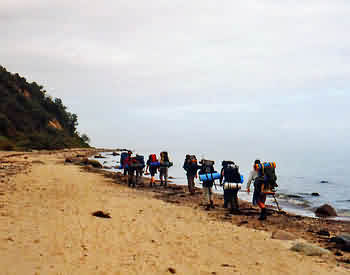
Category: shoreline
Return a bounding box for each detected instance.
[89,165,350,247]
[0,149,349,274]
[92,151,350,221]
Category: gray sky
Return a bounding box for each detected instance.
[1,0,350,168]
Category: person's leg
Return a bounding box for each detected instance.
[187,176,192,193]
[231,189,240,213]
[188,176,195,194]
[203,187,210,210]
[209,187,214,208]
[134,169,139,187]
[164,167,168,187]
[159,168,164,186]
[258,193,267,220]
[128,169,133,187]
[150,169,155,186]
[223,188,228,208]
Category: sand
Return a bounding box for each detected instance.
[0,150,349,274]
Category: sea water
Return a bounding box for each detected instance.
[93,150,350,220]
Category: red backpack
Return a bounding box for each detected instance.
[150,154,157,162]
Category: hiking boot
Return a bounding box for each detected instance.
[205,204,211,211]
[210,200,215,209]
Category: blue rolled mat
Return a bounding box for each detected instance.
[150,161,160,167]
[240,175,244,183]
[199,172,221,182]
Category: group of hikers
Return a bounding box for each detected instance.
[119,151,278,221]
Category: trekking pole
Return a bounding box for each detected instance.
[272,193,281,211]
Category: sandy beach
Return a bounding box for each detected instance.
[0,150,349,274]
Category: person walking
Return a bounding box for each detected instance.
[220,161,242,214]
[198,159,216,210]
[145,154,159,187]
[159,151,171,187]
[247,159,267,220]
[183,155,200,195]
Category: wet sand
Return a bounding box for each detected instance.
[0,149,349,274]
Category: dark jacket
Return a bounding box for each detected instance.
[183,160,201,177]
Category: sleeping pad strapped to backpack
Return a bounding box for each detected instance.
[199,159,217,187]
[149,154,160,167]
[255,162,278,192]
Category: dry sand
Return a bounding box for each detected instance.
[0,150,349,274]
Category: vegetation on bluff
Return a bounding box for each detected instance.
[0,65,90,150]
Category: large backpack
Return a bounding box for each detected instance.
[223,164,241,183]
[120,152,129,168]
[135,155,145,167]
[199,159,215,175]
[222,160,234,167]
[255,162,278,190]
[150,154,157,162]
[199,159,216,187]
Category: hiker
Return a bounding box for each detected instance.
[120,151,132,176]
[247,159,278,220]
[145,154,159,187]
[198,159,217,210]
[128,154,145,188]
[159,151,172,187]
[220,161,242,214]
[183,155,200,195]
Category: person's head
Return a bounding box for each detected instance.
[128,151,132,156]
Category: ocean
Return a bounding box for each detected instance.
[93,149,350,220]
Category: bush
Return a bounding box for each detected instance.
[0,136,15,150]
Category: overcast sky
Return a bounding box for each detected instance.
[1,0,350,171]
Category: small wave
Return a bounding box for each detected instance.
[336,199,350,203]
[277,193,303,199]
[286,199,311,207]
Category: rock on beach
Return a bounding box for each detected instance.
[315,204,337,217]
[290,242,331,256]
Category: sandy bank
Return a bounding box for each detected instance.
[0,150,349,274]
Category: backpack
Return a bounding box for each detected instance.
[150,154,157,162]
[199,159,216,187]
[120,152,128,163]
[160,151,169,161]
[223,164,241,183]
[222,160,234,167]
[255,162,278,190]
[120,152,129,168]
[135,155,145,167]
[199,159,215,175]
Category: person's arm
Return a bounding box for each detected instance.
[246,170,255,194]
[219,168,224,185]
